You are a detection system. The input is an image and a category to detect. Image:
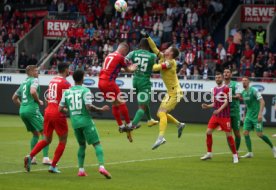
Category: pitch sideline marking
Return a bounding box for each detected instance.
[0,151,241,175]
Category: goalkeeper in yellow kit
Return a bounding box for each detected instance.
[141,31,185,150]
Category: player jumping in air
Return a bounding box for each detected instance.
[12,65,51,165]
[141,31,185,150]
[98,42,137,142]
[240,77,276,158]
[126,38,158,129]
[201,72,239,163]
[24,63,71,173]
[59,70,112,178]
[223,68,242,151]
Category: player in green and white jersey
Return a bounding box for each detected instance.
[126,38,158,128]
[240,77,276,158]
[59,70,111,178]
[223,68,242,151]
[12,65,51,165]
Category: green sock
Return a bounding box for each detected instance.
[235,136,241,151]
[132,109,145,125]
[145,105,152,121]
[78,145,86,168]
[30,135,39,150]
[244,135,252,152]
[94,144,104,165]
[41,135,49,157]
[260,135,274,148]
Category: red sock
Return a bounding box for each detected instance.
[30,140,49,158]
[227,136,237,154]
[51,142,66,167]
[207,134,213,152]
[112,105,123,126]
[119,103,131,124]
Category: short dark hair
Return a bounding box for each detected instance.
[170,47,179,58]
[139,38,149,50]
[215,71,223,76]
[58,62,69,73]
[223,67,232,73]
[73,70,84,83]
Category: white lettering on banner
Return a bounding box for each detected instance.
[241,5,276,23]
[47,21,70,31]
[1,74,276,95]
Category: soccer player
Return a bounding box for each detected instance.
[98,42,137,140]
[240,77,276,158]
[223,68,242,151]
[201,72,239,163]
[141,31,185,150]
[273,102,276,138]
[12,65,51,165]
[24,63,71,173]
[59,70,112,178]
[126,38,158,128]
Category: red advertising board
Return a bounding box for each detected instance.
[241,5,276,23]
[44,20,74,37]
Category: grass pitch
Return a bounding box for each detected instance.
[0,114,276,190]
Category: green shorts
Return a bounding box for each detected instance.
[243,118,263,132]
[74,125,100,145]
[133,77,151,105]
[20,111,43,132]
[231,115,240,131]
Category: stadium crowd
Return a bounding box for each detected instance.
[1,0,275,81]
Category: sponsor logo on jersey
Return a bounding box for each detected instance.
[83,78,95,86]
[252,85,265,92]
[115,79,124,87]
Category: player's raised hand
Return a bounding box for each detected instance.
[140,29,149,38]
[201,103,208,109]
[129,64,138,71]
[101,105,110,112]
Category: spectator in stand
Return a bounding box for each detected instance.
[120,20,130,39]
[255,25,266,50]
[230,24,239,37]
[57,0,65,13]
[216,43,226,71]
[91,62,101,76]
[103,39,113,55]
[0,51,6,72]
[192,66,201,80]
[261,71,273,82]
[28,54,38,66]
[241,43,255,70]
[186,7,198,30]
[153,17,163,38]
[150,32,161,48]
[255,54,265,78]
[200,63,213,80]
[50,53,58,68]
[266,52,275,76]
[185,48,196,69]
[232,63,239,78]
[4,42,15,64]
[18,50,28,73]
[162,16,173,42]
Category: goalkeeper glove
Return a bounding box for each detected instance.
[140,29,149,38]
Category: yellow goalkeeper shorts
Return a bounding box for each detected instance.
[159,91,183,112]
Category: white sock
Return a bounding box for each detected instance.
[119,124,125,128]
[127,122,132,128]
[99,165,105,169]
[79,168,85,172]
[43,157,49,160]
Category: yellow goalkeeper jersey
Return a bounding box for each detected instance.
[148,37,181,95]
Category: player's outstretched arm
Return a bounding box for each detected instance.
[125,64,137,73]
[86,104,110,112]
[12,93,21,107]
[141,30,163,58]
[201,103,214,109]
[152,60,172,72]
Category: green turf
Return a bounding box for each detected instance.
[0,114,276,190]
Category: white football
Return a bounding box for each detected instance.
[114,0,128,12]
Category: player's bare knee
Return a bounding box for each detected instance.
[256,132,263,138]
[206,129,213,135]
[243,130,249,136]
